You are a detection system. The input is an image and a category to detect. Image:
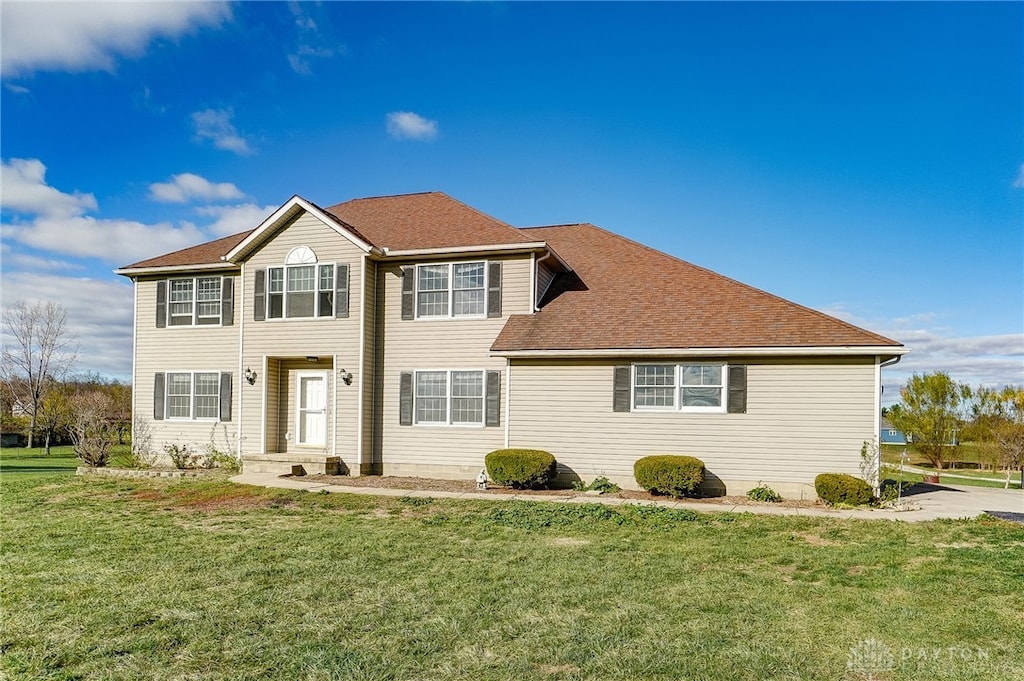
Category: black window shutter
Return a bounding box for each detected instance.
[613,365,631,412]
[335,264,350,318]
[253,269,266,321]
[156,281,167,328]
[153,373,165,420]
[487,261,502,318]
[399,372,413,425]
[727,365,747,414]
[219,373,233,422]
[485,370,501,427]
[400,267,415,320]
[221,277,234,326]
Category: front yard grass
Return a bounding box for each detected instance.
[2,469,1023,680]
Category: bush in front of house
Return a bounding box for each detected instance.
[814,473,873,506]
[485,448,557,489]
[633,455,706,498]
[747,484,783,503]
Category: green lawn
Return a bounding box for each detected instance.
[0,445,134,475]
[881,445,1023,490]
[2,468,1023,680]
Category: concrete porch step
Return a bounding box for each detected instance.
[242,452,341,476]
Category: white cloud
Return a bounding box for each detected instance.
[1,158,206,263]
[4,215,205,264]
[1,158,97,218]
[194,203,278,237]
[386,111,439,141]
[0,2,230,77]
[0,243,84,272]
[820,304,1024,400]
[191,108,254,155]
[1013,163,1024,189]
[1,272,134,378]
[288,45,337,76]
[149,173,245,203]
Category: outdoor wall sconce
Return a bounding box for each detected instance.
[339,368,353,386]
[306,355,319,363]
[244,367,257,385]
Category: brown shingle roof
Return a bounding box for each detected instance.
[492,223,902,352]
[120,230,252,270]
[325,191,533,251]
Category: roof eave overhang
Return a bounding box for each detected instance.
[114,262,241,278]
[375,241,549,261]
[224,195,375,262]
[491,345,909,359]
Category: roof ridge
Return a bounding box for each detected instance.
[532,222,900,347]
[330,190,441,205]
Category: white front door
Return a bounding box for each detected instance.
[296,371,328,447]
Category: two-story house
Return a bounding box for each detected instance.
[116,192,905,498]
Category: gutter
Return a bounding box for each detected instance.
[114,262,241,277]
[377,242,549,259]
[491,345,910,359]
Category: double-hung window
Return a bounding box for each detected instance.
[162,372,224,420]
[416,262,486,318]
[414,370,485,426]
[167,277,222,326]
[633,363,727,412]
[267,263,335,319]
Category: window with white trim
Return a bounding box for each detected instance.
[267,263,336,319]
[164,372,222,420]
[416,262,486,318]
[168,277,222,326]
[414,370,484,425]
[633,363,727,412]
[264,246,337,319]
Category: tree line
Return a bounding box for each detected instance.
[1,300,129,464]
[885,371,1024,485]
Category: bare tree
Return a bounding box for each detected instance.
[69,390,116,467]
[1,300,78,448]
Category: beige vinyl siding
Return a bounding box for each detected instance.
[375,256,531,472]
[133,274,239,456]
[507,357,877,491]
[238,211,365,465]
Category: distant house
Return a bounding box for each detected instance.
[879,418,908,445]
[116,192,907,498]
[1,432,27,448]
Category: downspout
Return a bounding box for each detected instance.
[504,357,511,449]
[874,354,903,492]
[236,264,245,458]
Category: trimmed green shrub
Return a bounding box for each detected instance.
[747,485,783,503]
[814,473,873,506]
[485,449,557,489]
[634,455,706,498]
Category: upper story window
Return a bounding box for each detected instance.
[417,262,485,318]
[401,261,501,320]
[254,246,350,321]
[157,276,233,328]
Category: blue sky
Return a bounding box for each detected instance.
[2,1,1022,401]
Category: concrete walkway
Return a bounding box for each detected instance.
[230,473,1024,523]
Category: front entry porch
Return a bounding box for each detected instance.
[241,452,342,476]
[241,355,352,477]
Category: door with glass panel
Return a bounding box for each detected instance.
[295,371,328,447]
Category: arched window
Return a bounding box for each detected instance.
[265,246,342,319]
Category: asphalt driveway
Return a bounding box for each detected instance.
[900,482,1024,523]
